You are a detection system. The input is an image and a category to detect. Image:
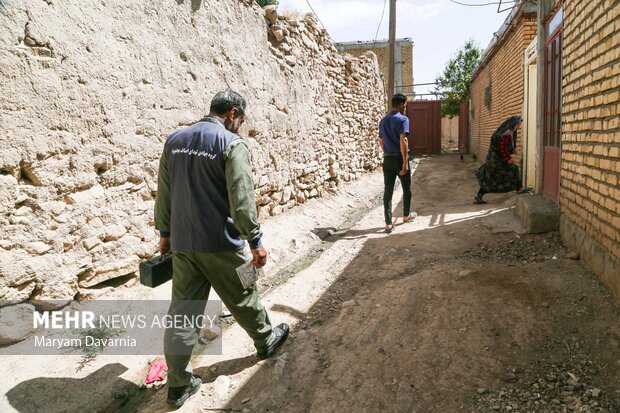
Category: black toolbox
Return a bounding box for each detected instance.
[139,254,173,288]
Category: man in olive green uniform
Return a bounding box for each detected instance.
[155,90,289,407]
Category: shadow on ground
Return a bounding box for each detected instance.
[5,363,146,413]
[218,156,620,413]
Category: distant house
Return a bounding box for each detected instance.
[469,0,620,299]
[335,38,414,97]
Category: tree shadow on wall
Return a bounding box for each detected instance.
[176,0,203,12]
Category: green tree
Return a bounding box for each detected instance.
[256,0,278,6]
[433,39,481,118]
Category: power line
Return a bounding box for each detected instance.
[447,0,516,7]
[304,0,328,33]
[372,0,388,49]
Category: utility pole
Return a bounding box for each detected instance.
[387,0,397,101]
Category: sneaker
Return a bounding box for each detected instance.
[257,323,290,360]
[167,375,202,407]
[403,212,417,223]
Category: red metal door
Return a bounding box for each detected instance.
[406,100,441,155]
[458,101,469,154]
[543,26,562,202]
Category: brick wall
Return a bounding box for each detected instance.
[470,14,538,162]
[561,0,620,261]
[401,43,414,93]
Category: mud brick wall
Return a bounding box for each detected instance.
[560,0,620,298]
[0,1,385,305]
[470,14,537,162]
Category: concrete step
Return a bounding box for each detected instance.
[515,194,559,233]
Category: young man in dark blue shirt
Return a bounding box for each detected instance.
[379,93,415,233]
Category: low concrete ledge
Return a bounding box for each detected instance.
[560,215,620,302]
[515,194,560,233]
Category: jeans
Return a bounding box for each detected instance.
[382,155,412,225]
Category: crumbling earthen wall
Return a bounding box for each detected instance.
[0,0,385,305]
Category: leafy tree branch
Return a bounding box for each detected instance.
[433,39,481,118]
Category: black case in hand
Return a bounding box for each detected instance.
[139,254,173,288]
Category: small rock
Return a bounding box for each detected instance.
[210,366,218,372]
[591,388,601,397]
[83,237,102,251]
[241,397,251,404]
[13,206,31,217]
[274,352,288,375]
[201,324,221,341]
[566,251,580,260]
[213,375,231,398]
[264,6,278,24]
[0,304,35,345]
[104,224,127,242]
[477,387,487,394]
[25,241,51,255]
[542,302,549,308]
[459,270,472,277]
[341,300,356,308]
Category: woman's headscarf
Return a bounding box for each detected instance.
[491,115,523,147]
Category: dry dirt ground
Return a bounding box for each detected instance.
[204,156,620,413]
[128,155,620,413]
[6,156,619,413]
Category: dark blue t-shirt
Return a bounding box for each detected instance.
[379,110,409,154]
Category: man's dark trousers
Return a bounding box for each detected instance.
[383,154,412,225]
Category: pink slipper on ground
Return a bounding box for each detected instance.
[145,359,168,386]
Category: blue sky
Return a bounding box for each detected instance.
[277,0,513,96]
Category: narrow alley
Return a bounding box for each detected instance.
[120,155,620,413]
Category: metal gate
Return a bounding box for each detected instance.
[458,101,469,154]
[406,100,441,155]
[543,14,562,203]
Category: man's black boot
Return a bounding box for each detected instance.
[167,375,202,407]
[257,323,289,360]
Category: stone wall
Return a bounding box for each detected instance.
[0,0,385,306]
[470,13,537,161]
[335,39,414,95]
[560,0,620,299]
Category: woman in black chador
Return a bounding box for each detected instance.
[474,115,532,204]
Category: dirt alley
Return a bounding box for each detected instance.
[136,155,620,413]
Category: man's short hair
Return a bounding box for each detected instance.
[391,93,407,107]
[210,90,246,118]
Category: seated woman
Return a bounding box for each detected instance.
[474,115,532,204]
